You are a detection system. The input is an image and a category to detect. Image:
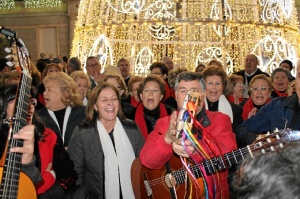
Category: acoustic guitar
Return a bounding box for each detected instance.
[131,129,300,199]
[0,27,37,198]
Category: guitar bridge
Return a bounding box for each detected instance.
[142,172,153,197]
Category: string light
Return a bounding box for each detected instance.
[24,0,63,8]
[0,0,15,9]
[71,0,299,75]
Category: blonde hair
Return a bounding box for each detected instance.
[43,72,83,107]
[104,74,128,97]
[41,63,63,80]
[70,71,91,89]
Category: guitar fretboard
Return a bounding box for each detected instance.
[0,72,32,199]
[173,147,249,185]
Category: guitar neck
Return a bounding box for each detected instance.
[0,72,32,198]
[174,146,249,185]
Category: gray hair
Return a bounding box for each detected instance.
[174,71,205,93]
[271,67,294,82]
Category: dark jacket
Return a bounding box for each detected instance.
[236,94,300,147]
[234,68,270,83]
[229,102,244,133]
[36,106,86,147]
[67,119,145,199]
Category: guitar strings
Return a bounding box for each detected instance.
[2,74,30,198]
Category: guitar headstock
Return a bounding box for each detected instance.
[249,129,300,157]
[176,90,201,139]
[0,27,31,76]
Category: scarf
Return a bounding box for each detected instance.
[48,106,71,143]
[242,98,271,120]
[135,103,168,140]
[227,95,244,105]
[205,94,233,122]
[273,89,288,97]
[97,118,135,199]
[130,96,139,107]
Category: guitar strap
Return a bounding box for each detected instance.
[165,161,177,199]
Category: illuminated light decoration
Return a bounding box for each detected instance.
[134,46,154,76]
[210,0,232,36]
[0,0,15,9]
[105,0,147,14]
[71,0,300,75]
[88,34,113,73]
[279,0,293,19]
[145,0,176,39]
[252,34,297,76]
[148,25,175,40]
[196,47,234,74]
[144,0,176,19]
[24,0,63,8]
[259,0,281,23]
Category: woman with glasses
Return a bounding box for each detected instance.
[68,82,144,199]
[242,74,272,120]
[202,65,243,133]
[0,84,77,198]
[224,74,245,105]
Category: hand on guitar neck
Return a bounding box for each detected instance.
[9,124,35,165]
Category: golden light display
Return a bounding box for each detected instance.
[24,0,62,8]
[0,0,15,9]
[71,0,300,76]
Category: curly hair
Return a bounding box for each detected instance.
[43,72,82,107]
[201,65,227,87]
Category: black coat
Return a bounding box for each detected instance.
[67,119,144,199]
[36,106,86,147]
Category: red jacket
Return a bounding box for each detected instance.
[140,110,237,199]
[35,128,57,194]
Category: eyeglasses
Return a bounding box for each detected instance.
[178,88,201,95]
[235,83,245,87]
[87,63,99,68]
[250,87,270,92]
[29,98,37,106]
[151,72,162,75]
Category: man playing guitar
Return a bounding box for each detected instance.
[139,72,237,199]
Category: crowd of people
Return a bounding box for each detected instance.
[0,52,299,199]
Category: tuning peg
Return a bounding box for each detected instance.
[6,61,14,67]
[4,47,12,53]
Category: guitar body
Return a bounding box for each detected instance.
[131,155,204,199]
[0,167,37,199]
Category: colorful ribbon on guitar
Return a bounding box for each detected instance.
[178,98,221,199]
